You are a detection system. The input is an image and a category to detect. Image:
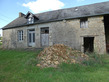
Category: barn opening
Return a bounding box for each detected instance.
[40,27,49,47]
[84,37,94,53]
[104,15,109,53]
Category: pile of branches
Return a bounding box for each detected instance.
[37,44,89,68]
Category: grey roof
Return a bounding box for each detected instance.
[2,1,109,30]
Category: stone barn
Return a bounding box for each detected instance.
[2,1,109,54]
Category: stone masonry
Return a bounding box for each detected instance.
[3,16,106,54]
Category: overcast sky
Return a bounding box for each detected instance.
[0,0,109,36]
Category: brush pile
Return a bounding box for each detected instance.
[37,44,89,68]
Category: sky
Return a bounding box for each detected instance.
[0,0,109,36]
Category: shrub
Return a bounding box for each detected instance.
[82,52,103,66]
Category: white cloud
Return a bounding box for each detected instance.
[77,0,85,2]
[22,0,64,13]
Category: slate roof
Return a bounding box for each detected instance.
[2,1,109,30]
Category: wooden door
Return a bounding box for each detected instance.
[41,27,49,47]
[41,34,49,46]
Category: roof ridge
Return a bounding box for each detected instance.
[2,1,109,30]
[34,1,109,15]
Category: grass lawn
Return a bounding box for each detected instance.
[0,49,109,82]
[0,42,2,46]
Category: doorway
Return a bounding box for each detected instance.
[84,37,94,53]
[41,27,49,47]
[104,15,109,53]
[28,29,35,47]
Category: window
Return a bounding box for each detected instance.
[18,30,23,41]
[27,14,34,24]
[41,27,49,34]
[80,18,88,28]
[28,17,34,24]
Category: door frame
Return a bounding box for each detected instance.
[83,37,94,53]
[40,27,49,47]
[27,29,35,47]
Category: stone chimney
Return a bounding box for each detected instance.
[19,12,25,17]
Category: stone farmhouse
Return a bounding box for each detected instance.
[2,1,109,54]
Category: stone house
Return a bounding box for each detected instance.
[2,1,109,54]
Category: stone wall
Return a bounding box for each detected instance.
[3,16,106,54]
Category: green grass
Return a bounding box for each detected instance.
[0,42,2,46]
[0,37,2,40]
[0,50,109,82]
[0,37,2,46]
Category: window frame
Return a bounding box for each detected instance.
[80,18,88,28]
[27,14,34,24]
[41,27,49,34]
[28,17,34,24]
[18,30,23,42]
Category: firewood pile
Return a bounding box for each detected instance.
[37,44,89,68]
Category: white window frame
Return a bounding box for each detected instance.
[28,17,34,24]
[80,18,88,28]
[27,14,34,24]
[18,30,23,41]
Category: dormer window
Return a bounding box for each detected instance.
[28,17,34,24]
[25,11,39,24]
[27,13,34,24]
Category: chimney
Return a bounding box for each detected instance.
[19,12,25,17]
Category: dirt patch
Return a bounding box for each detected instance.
[37,44,89,68]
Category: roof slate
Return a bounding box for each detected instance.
[2,1,109,30]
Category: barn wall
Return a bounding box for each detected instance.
[3,16,106,54]
[51,16,106,54]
